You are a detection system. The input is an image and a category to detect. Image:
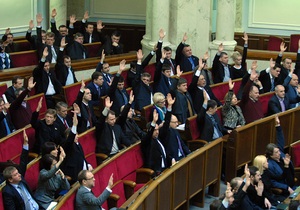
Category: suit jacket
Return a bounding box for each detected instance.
[86,81,104,107]
[258,69,281,92]
[95,108,131,155]
[283,74,300,109]
[0,112,15,139]
[95,62,112,96]
[153,61,176,96]
[25,30,38,50]
[67,41,89,60]
[267,94,291,116]
[76,186,111,210]
[79,21,106,44]
[37,27,60,62]
[74,90,97,134]
[197,105,228,142]
[188,72,222,113]
[175,42,199,72]
[33,60,62,95]
[4,86,16,103]
[100,35,124,55]
[212,53,233,84]
[156,41,176,74]
[231,45,248,80]
[9,88,32,129]
[55,50,77,86]
[276,54,290,85]
[34,166,70,209]
[55,114,73,132]
[50,21,74,47]
[2,35,19,53]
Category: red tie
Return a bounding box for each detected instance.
[63,119,68,129]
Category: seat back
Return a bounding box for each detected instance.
[141,104,153,129]
[83,42,101,58]
[62,79,91,107]
[259,91,274,116]
[210,81,229,103]
[180,71,194,86]
[185,115,200,140]
[0,129,24,163]
[24,156,41,192]
[10,50,38,67]
[144,63,156,81]
[289,34,300,52]
[78,127,97,168]
[290,140,300,168]
[25,93,47,119]
[0,83,7,96]
[14,40,32,51]
[267,36,284,51]
[54,183,79,210]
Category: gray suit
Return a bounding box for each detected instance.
[76,186,111,210]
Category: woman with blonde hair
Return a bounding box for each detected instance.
[231,32,248,79]
[152,92,166,125]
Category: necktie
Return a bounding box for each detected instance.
[3,118,11,135]
[51,46,57,62]
[86,105,93,128]
[169,59,175,75]
[122,91,128,104]
[279,99,286,112]
[17,185,32,210]
[105,74,111,83]
[176,135,185,158]
[111,127,119,154]
[271,78,275,91]
[63,119,68,129]
[97,87,101,97]
[168,78,172,86]
[188,57,195,70]
[89,35,92,43]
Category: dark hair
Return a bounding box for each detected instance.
[289,200,300,210]
[177,78,187,87]
[107,110,116,118]
[220,52,228,58]
[163,46,172,51]
[207,100,217,110]
[3,166,17,181]
[248,165,259,176]
[74,32,83,39]
[141,72,151,79]
[12,76,22,84]
[272,63,282,70]
[41,142,57,156]
[162,64,171,72]
[130,61,137,70]
[91,71,103,81]
[46,32,55,38]
[85,22,94,28]
[111,30,121,37]
[41,30,46,34]
[265,143,278,158]
[41,154,56,170]
[209,199,222,210]
[118,76,124,83]
[45,109,57,117]
[78,170,88,184]
[55,101,68,111]
[63,55,71,60]
[59,25,67,29]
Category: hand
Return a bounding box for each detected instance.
[275,114,280,126]
[182,33,188,43]
[288,187,294,195]
[97,20,104,31]
[250,61,258,81]
[264,198,271,209]
[176,65,183,77]
[80,80,85,90]
[255,180,264,196]
[129,90,134,104]
[242,32,248,44]
[218,43,224,52]
[112,42,119,47]
[244,164,251,188]
[73,103,81,114]
[280,42,287,53]
[100,49,105,62]
[88,164,93,171]
[119,59,126,73]
[298,39,300,50]
[72,111,78,126]
[23,130,28,145]
[36,13,43,24]
[290,64,294,74]
[27,77,36,90]
[244,163,250,177]
[3,103,10,113]
[269,58,275,69]
[60,37,67,48]
[69,14,77,25]
[161,50,166,60]
[107,173,114,189]
[83,11,89,20]
[171,158,176,166]
[42,47,49,58]
[254,80,262,88]
[203,89,208,104]
[159,29,166,40]
[136,49,143,61]
[59,147,66,160]
[105,96,113,109]
[203,51,209,61]
[36,97,43,112]
[228,78,235,90]
[29,20,34,30]
[166,93,175,106]
[283,154,291,166]
[5,28,10,35]
[51,8,57,18]
[152,109,158,123]
[227,130,232,134]
[225,182,233,199]
[198,57,205,70]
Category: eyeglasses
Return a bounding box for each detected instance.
[85,176,94,180]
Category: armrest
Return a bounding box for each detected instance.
[136,168,154,183]
[271,188,283,195]
[96,153,108,160]
[123,180,136,199]
[107,193,120,209]
[187,140,208,151]
[65,175,72,181]
[28,152,39,158]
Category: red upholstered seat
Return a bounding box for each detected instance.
[83,42,101,58]
[15,40,32,51]
[10,50,38,67]
[62,80,91,107]
[55,184,79,210]
[121,69,129,88]
[180,71,194,86]
[291,140,300,167]
[185,115,201,140]
[24,157,41,192]
[211,81,229,103]
[78,128,97,168]
[232,79,242,95]
[289,34,300,52]
[0,83,7,96]
[267,36,284,51]
[144,63,156,81]
[25,93,47,119]
[259,91,274,116]
[0,129,24,163]
[25,126,36,153]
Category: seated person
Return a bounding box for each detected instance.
[100,30,124,55]
[80,11,105,43]
[55,51,78,86]
[66,33,89,60]
[231,32,248,79]
[2,28,18,53]
[222,79,245,130]
[212,43,232,84]
[34,151,70,209]
[0,98,15,138]
[95,50,113,95]
[55,101,73,131]
[4,76,23,103]
[0,40,12,69]
[26,18,46,49]
[152,92,167,125]
[258,59,282,92]
[86,71,105,107]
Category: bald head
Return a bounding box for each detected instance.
[170,115,179,128]
[275,85,285,99]
[290,74,299,87]
[249,85,259,101]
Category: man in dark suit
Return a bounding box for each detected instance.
[55,101,73,132]
[2,29,19,53]
[197,93,230,142]
[188,67,222,114]
[283,72,300,108]
[76,170,113,210]
[67,33,89,60]
[36,14,60,63]
[0,98,15,138]
[75,81,97,134]
[175,33,199,72]
[80,11,106,44]
[95,51,113,95]
[33,47,62,109]
[95,96,131,156]
[55,52,78,86]
[2,132,39,210]
[258,59,282,92]
[50,8,75,47]
[4,75,23,103]
[86,71,105,107]
[26,19,46,50]
[171,77,196,124]
[212,43,232,84]
[100,30,124,55]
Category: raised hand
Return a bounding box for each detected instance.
[60,37,67,48]
[36,13,43,25]
[73,103,81,114]
[159,29,166,40]
[298,39,300,50]
[161,50,166,60]
[255,180,264,196]
[97,20,104,31]
[280,42,287,53]
[136,49,143,61]
[225,182,233,199]
[83,11,89,20]
[283,154,291,166]
[166,93,175,106]
[51,8,57,18]
[182,33,188,43]
[218,43,224,52]
[42,47,48,58]
[118,59,126,73]
[72,111,78,126]
[36,97,43,112]
[112,41,118,47]
[176,65,183,77]
[152,109,158,123]
[129,90,134,104]
[69,14,77,25]
[23,130,28,145]
[27,77,36,90]
[108,173,114,189]
[105,96,113,109]
[56,169,65,179]
[5,28,10,35]
[29,20,34,30]
[100,49,105,63]
[203,51,209,61]
[242,32,248,44]
[269,58,275,69]
[251,60,258,71]
[198,57,205,70]
[228,78,235,90]
[80,80,85,90]
[275,114,280,126]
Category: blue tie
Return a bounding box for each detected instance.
[271,78,275,91]
[3,118,11,135]
[188,57,195,70]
